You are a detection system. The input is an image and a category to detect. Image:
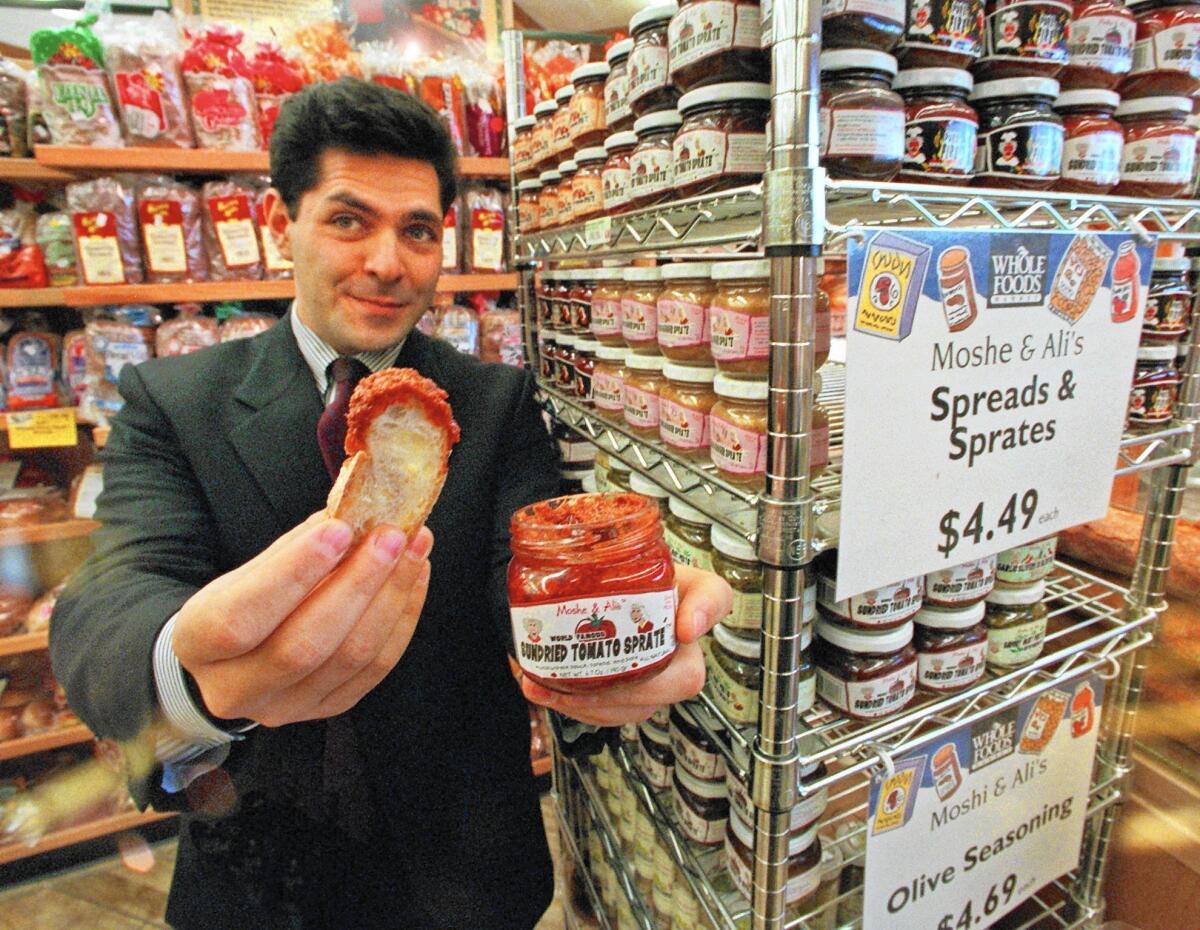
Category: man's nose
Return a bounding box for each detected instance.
[363,229,405,282]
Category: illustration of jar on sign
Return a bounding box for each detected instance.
[1110,240,1139,323]
[938,246,979,332]
[932,742,963,801]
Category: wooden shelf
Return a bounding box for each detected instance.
[0,519,100,548]
[0,158,76,184]
[437,272,518,292]
[0,288,68,308]
[458,157,509,179]
[0,725,91,761]
[0,809,175,865]
[0,631,48,657]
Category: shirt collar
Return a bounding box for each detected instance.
[290,304,406,398]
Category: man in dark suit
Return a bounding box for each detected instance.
[49,79,729,930]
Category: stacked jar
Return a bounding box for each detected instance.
[1128,254,1190,428]
[983,536,1057,667]
[914,556,996,692]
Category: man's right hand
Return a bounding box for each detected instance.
[172,512,433,728]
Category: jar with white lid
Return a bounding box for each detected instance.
[819,50,905,180]
[814,620,918,720]
[669,702,727,781]
[970,77,1065,189]
[726,756,828,833]
[924,555,997,607]
[629,109,684,207]
[707,622,761,724]
[531,99,558,172]
[512,114,538,180]
[622,265,665,353]
[1055,88,1124,193]
[913,601,988,692]
[984,580,1048,668]
[673,82,771,198]
[574,336,599,401]
[551,84,575,162]
[664,495,715,570]
[606,38,636,132]
[995,536,1057,584]
[660,362,717,458]
[590,267,626,345]
[815,551,924,630]
[710,523,763,632]
[553,269,577,331]
[639,720,675,789]
[555,159,578,226]
[602,130,639,211]
[1114,95,1198,197]
[629,471,670,518]
[710,373,768,489]
[554,333,577,392]
[672,764,729,845]
[725,809,823,909]
[658,261,716,362]
[623,352,668,435]
[592,344,629,419]
[516,178,542,233]
[628,2,681,117]
[572,146,608,221]
[537,170,562,230]
[570,62,611,149]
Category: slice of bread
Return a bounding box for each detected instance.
[325,368,460,538]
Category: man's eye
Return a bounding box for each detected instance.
[408,225,437,242]
[331,214,362,230]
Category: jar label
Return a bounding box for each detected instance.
[918,640,987,690]
[824,0,904,27]
[1131,23,1200,78]
[569,94,605,141]
[726,587,764,630]
[664,526,716,572]
[628,145,674,200]
[703,636,759,723]
[926,556,996,605]
[674,128,727,186]
[729,771,828,831]
[572,298,592,331]
[658,297,710,348]
[538,193,560,222]
[512,587,677,682]
[575,367,593,401]
[903,0,984,57]
[798,668,817,714]
[1066,13,1134,72]
[975,120,1064,180]
[624,382,662,428]
[983,0,1070,62]
[1120,133,1196,186]
[668,2,761,76]
[725,834,823,903]
[670,721,726,780]
[517,201,538,232]
[816,660,917,718]
[711,305,770,360]
[660,397,711,449]
[672,783,727,845]
[711,415,767,476]
[628,45,670,104]
[1144,288,1191,336]
[622,298,659,341]
[811,420,830,472]
[986,615,1047,666]
[1061,130,1123,188]
[592,370,625,411]
[1129,382,1178,425]
[902,116,977,177]
[605,73,632,126]
[996,537,1057,582]
[640,738,675,789]
[573,174,604,217]
[817,574,924,626]
[821,106,905,160]
[602,165,632,210]
[592,296,624,336]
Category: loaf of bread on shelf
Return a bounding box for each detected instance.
[325,369,460,539]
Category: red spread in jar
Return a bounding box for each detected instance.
[517,179,542,232]
[976,0,1071,80]
[1128,344,1181,426]
[629,3,682,116]
[669,0,769,90]
[606,39,636,133]
[552,85,575,163]
[1144,256,1193,342]
[573,147,608,221]
[1055,88,1124,192]
[924,555,996,607]
[898,0,985,69]
[570,272,597,334]
[673,82,770,197]
[531,100,558,172]
[1121,0,1200,99]
[816,559,924,629]
[913,601,988,692]
[820,50,906,180]
[970,77,1064,187]
[1114,95,1197,197]
[537,170,562,230]
[1062,0,1136,89]
[508,493,677,693]
[629,110,683,207]
[894,67,979,183]
[602,131,639,212]
[814,620,918,720]
[824,0,906,51]
[570,63,611,149]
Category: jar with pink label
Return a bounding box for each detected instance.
[591,268,627,345]
[629,110,683,208]
[592,345,630,420]
[710,259,770,377]
[658,262,715,362]
[622,266,665,353]
[672,82,771,198]
[660,363,718,459]
[624,352,668,435]
[710,373,768,490]
[602,131,639,212]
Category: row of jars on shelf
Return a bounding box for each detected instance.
[1132,255,1195,427]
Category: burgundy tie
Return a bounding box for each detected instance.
[317,357,371,479]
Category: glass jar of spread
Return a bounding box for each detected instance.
[820,51,906,179]
[622,266,665,352]
[537,170,562,229]
[605,456,634,492]
[556,160,579,226]
[1129,344,1182,426]
[572,148,608,222]
[996,536,1057,584]
[630,473,671,520]
[669,703,727,780]
[570,272,597,334]
[725,810,823,910]
[673,82,771,197]
[659,262,716,361]
[711,523,763,632]
[575,337,599,402]
[552,85,575,162]
[898,0,985,69]
[639,720,676,789]
[516,179,542,232]
[629,3,682,117]
[1144,256,1192,342]
[591,268,627,345]
[508,493,677,692]
[707,622,761,724]
[710,373,768,490]
[894,67,980,183]
[532,100,558,172]
[672,765,729,845]
[512,115,538,180]
[629,110,684,207]
[970,77,1064,188]
[984,580,1047,668]
[553,270,577,331]
[623,352,668,435]
[816,551,924,629]
[555,333,578,391]
[1121,0,1200,99]
[669,0,769,91]
[1062,0,1136,89]
[606,39,637,133]
[726,754,829,832]
[811,840,846,930]
[570,63,611,149]
[1114,95,1197,197]
[924,555,997,607]
[664,495,715,570]
[975,0,1071,80]
[538,331,558,382]
[711,259,770,376]
[814,620,918,719]
[602,131,639,212]
[913,601,988,692]
[536,272,553,328]
[660,363,718,458]
[825,0,905,51]
[1054,89,1124,192]
[822,252,849,337]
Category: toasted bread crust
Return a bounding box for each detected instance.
[345,368,461,457]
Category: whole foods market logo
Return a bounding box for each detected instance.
[969,707,1018,771]
[988,235,1050,307]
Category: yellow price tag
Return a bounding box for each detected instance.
[6,409,78,449]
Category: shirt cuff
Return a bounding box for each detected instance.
[153,612,256,764]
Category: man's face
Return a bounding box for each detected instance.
[264,149,444,355]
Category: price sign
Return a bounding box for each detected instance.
[837,230,1153,599]
[863,675,1105,930]
[6,409,78,449]
[584,216,612,248]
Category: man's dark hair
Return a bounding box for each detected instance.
[270,77,458,217]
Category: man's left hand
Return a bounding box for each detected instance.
[519,564,733,727]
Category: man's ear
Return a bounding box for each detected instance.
[263,189,293,261]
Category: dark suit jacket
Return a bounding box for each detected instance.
[49,316,559,930]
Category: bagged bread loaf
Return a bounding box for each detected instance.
[101,11,194,149]
[82,305,158,423]
[0,58,28,158]
[181,23,260,151]
[66,175,143,285]
[29,15,122,147]
[156,304,217,356]
[200,177,262,281]
[248,41,306,145]
[136,175,207,283]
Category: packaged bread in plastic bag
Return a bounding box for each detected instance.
[0,194,48,289]
[135,175,206,283]
[82,305,159,423]
[288,19,361,82]
[218,307,275,341]
[200,177,262,281]
[463,185,505,273]
[61,328,86,404]
[100,11,194,148]
[66,175,143,284]
[181,23,260,151]
[29,14,122,147]
[156,303,217,356]
[34,213,76,286]
[0,59,28,158]
[249,180,292,280]
[249,41,306,145]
